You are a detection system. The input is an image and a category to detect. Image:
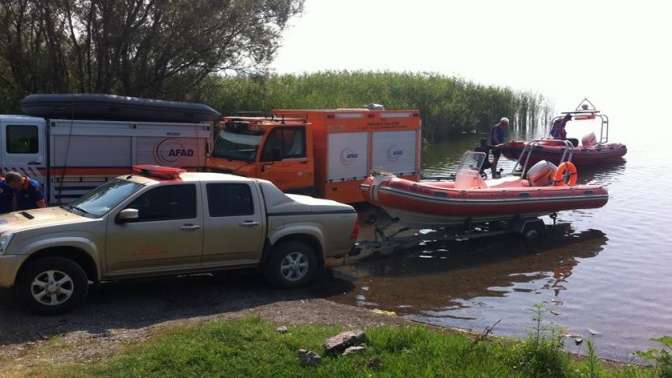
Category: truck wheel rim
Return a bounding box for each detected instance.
[31,270,74,306]
[280,252,309,282]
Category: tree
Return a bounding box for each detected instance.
[0,0,304,106]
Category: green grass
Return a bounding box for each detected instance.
[35,317,657,378]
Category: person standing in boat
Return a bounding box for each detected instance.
[473,138,492,174]
[488,117,510,178]
[550,113,572,140]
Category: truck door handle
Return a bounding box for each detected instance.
[180,224,201,231]
[239,220,260,227]
[27,161,41,165]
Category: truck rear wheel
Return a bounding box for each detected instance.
[264,241,320,288]
[16,257,89,315]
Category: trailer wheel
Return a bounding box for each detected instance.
[264,241,319,289]
[16,257,89,315]
[521,219,546,242]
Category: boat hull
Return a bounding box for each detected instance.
[361,175,609,227]
[501,140,627,166]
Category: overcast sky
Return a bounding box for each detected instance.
[273,0,671,128]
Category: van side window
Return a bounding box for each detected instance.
[6,125,38,154]
[206,183,254,217]
[127,185,196,221]
[261,127,306,162]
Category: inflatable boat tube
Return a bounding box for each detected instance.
[21,93,221,123]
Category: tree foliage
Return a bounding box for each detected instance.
[0,0,304,109]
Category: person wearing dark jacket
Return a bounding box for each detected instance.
[550,113,572,140]
[474,138,492,174]
[488,117,510,178]
[0,180,14,214]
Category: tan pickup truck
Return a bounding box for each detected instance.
[0,166,358,314]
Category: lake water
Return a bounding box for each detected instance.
[329,121,672,362]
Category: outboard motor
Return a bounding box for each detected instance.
[582,132,597,147]
[527,160,558,186]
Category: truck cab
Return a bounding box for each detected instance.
[208,117,316,194]
[207,108,422,204]
[0,115,48,189]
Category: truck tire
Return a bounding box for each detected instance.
[16,257,89,315]
[264,241,320,288]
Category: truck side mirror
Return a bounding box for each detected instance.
[117,208,139,223]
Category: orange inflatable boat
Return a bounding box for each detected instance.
[502,99,627,167]
[361,152,608,227]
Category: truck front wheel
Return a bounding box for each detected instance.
[264,241,320,288]
[16,257,89,315]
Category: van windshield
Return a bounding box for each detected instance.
[64,179,143,218]
[212,130,262,162]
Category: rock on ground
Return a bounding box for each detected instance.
[343,345,367,356]
[297,349,321,367]
[324,330,367,354]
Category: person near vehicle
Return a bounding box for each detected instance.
[0,179,14,214]
[473,138,492,174]
[549,113,572,140]
[4,171,46,210]
[488,117,510,178]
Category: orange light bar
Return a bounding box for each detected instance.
[132,165,185,180]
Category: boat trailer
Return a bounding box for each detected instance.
[350,214,562,258]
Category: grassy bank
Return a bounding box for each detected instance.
[199,71,551,141]
[31,317,658,378]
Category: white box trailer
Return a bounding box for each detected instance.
[0,115,211,203]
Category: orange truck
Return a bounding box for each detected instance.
[206,108,422,203]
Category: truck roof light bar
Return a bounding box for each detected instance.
[132,165,185,180]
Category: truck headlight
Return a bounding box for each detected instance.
[0,233,13,254]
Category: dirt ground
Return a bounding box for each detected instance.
[0,268,405,373]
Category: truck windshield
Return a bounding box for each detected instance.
[64,179,143,218]
[212,130,262,161]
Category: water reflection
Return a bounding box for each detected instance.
[332,227,607,315]
[576,161,626,186]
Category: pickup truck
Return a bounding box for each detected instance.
[0,165,358,314]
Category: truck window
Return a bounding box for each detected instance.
[261,127,306,162]
[128,184,196,221]
[206,183,254,216]
[6,125,38,154]
[66,179,143,218]
[212,130,262,162]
